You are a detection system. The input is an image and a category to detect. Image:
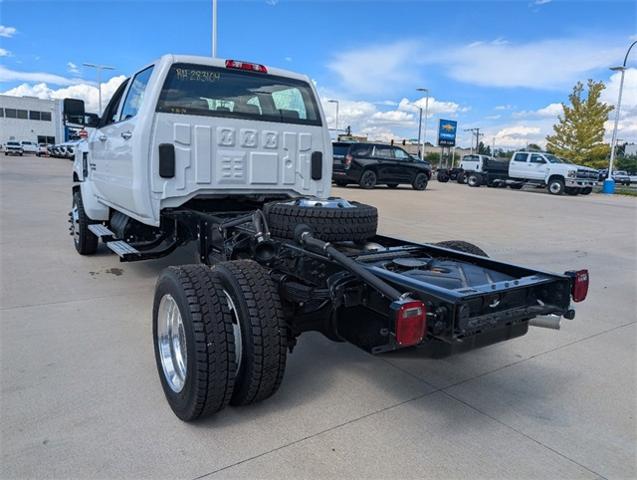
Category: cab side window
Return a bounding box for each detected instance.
[99,79,129,128]
[120,66,154,121]
[530,154,545,163]
[513,153,529,162]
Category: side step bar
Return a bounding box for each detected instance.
[107,240,140,259]
[88,224,115,241]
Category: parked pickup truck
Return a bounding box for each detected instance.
[464,150,598,195]
[66,55,590,422]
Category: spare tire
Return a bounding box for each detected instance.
[264,198,377,242]
[434,240,488,257]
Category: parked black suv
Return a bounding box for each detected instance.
[332,142,432,190]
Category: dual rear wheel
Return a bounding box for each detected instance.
[153,260,287,421]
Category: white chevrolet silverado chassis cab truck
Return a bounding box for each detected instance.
[67,55,589,422]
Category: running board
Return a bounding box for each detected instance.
[107,240,140,259]
[88,224,115,241]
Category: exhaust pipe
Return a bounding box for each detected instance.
[529,315,561,330]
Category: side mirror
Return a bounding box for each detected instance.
[85,113,100,128]
[63,98,86,125]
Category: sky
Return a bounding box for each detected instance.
[0,0,636,149]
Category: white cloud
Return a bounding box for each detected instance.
[485,114,501,120]
[495,104,513,110]
[0,48,10,57]
[514,102,563,118]
[397,96,468,117]
[327,41,422,95]
[284,56,292,62]
[0,25,17,38]
[1,76,127,114]
[434,38,625,89]
[67,62,80,75]
[0,65,80,86]
[534,0,552,5]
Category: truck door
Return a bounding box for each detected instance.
[89,79,129,200]
[528,153,548,180]
[509,152,530,179]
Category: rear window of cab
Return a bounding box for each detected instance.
[156,63,322,126]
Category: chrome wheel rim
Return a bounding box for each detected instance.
[71,202,80,246]
[549,182,561,193]
[223,290,242,374]
[284,197,354,209]
[157,294,188,393]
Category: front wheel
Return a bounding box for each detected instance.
[71,191,98,255]
[153,266,237,421]
[412,173,429,191]
[467,173,481,187]
[548,178,565,195]
[359,170,377,189]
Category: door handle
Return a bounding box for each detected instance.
[98,134,107,142]
[121,131,132,140]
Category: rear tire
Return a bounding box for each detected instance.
[456,172,466,184]
[214,260,287,406]
[359,169,377,189]
[437,172,449,183]
[435,240,488,257]
[153,265,237,421]
[412,173,428,191]
[71,191,98,255]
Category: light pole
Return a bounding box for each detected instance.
[604,40,636,194]
[83,63,115,114]
[328,100,339,131]
[417,107,423,158]
[417,88,429,160]
[212,0,218,57]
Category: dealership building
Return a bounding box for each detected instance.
[0,94,65,146]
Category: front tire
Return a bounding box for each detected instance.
[71,191,98,255]
[412,173,429,190]
[467,173,481,187]
[581,187,592,195]
[359,169,377,189]
[548,177,565,195]
[214,260,287,406]
[153,266,237,421]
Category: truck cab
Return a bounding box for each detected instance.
[72,55,332,227]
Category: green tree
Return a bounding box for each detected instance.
[546,79,613,168]
[616,155,637,174]
[477,142,491,155]
[527,143,542,151]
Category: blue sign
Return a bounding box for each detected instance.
[438,119,457,147]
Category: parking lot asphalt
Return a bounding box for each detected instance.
[1,155,636,479]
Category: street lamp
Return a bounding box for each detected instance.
[83,63,115,114]
[417,88,429,160]
[212,0,218,57]
[604,40,636,194]
[328,100,339,131]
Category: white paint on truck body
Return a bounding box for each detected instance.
[81,54,332,226]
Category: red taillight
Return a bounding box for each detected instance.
[344,154,353,168]
[225,59,268,73]
[393,300,427,346]
[569,269,589,303]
